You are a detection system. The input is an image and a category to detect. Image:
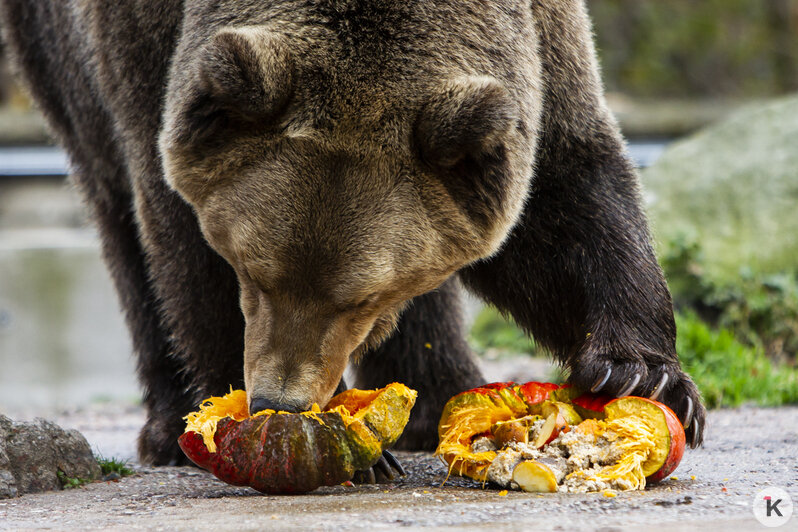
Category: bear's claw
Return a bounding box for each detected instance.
[352,450,405,484]
[653,371,705,449]
[616,373,642,397]
[569,349,705,449]
[690,418,701,448]
[373,455,395,480]
[648,372,669,401]
[382,449,406,477]
[683,396,694,429]
[590,367,612,393]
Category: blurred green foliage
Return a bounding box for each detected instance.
[662,235,798,365]
[468,306,537,357]
[675,311,798,408]
[642,95,798,283]
[589,0,798,97]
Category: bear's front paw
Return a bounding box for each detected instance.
[643,367,706,449]
[569,347,706,449]
[352,450,406,484]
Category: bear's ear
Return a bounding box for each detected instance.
[176,27,293,147]
[414,76,519,168]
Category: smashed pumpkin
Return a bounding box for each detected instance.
[179,383,417,494]
[436,381,685,493]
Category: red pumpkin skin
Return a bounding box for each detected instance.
[178,431,214,473]
[571,392,614,417]
[516,382,560,405]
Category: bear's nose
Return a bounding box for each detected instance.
[249,397,301,415]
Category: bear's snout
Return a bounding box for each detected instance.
[249,396,303,415]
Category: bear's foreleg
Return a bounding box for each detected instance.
[460,0,704,447]
[0,0,211,465]
[96,194,200,466]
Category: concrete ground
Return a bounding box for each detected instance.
[1,398,795,530]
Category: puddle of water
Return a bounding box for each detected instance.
[0,241,138,409]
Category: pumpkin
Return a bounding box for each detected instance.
[436,381,685,493]
[178,383,417,494]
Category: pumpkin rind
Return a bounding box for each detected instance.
[179,383,417,494]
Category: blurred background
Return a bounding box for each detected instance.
[1,0,797,414]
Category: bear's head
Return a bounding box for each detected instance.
[160,16,541,413]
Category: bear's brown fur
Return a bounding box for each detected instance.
[0,0,704,466]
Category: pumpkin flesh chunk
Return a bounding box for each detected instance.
[444,409,659,492]
[184,389,249,453]
[437,391,517,480]
[603,398,670,477]
[436,383,679,493]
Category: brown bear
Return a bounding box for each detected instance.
[0,0,705,469]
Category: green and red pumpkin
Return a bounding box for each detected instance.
[179,383,417,494]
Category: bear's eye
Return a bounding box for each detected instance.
[345,293,379,312]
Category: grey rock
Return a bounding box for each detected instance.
[0,441,17,499]
[0,414,101,498]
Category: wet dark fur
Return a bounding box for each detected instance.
[1,0,704,464]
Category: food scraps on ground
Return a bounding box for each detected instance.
[178,383,417,494]
[436,381,685,493]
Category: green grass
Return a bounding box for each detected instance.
[675,311,798,408]
[95,454,134,478]
[57,470,92,489]
[57,454,133,489]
